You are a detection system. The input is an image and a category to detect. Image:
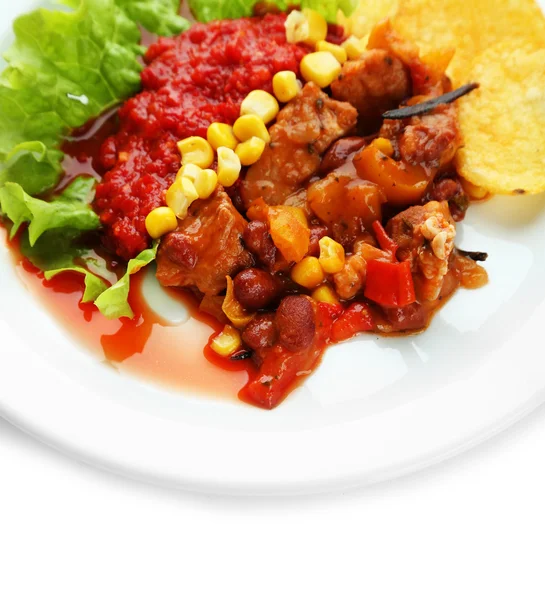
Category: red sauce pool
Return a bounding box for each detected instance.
[8,239,250,400]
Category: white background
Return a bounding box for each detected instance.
[2,404,545,599]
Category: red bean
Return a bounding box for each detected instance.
[242,314,277,351]
[430,178,468,222]
[233,268,281,311]
[242,220,276,269]
[276,295,316,352]
[320,137,366,175]
[308,224,329,257]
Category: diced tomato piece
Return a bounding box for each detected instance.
[364,259,416,307]
[331,302,374,342]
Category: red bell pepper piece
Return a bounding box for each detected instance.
[331,302,374,342]
[364,259,416,307]
[372,220,398,258]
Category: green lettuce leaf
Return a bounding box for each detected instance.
[95,244,158,319]
[0,0,188,318]
[0,176,108,302]
[115,0,190,36]
[4,177,112,302]
[188,0,358,23]
[44,267,109,303]
[0,178,99,244]
[0,142,64,196]
[0,0,189,192]
[19,228,92,272]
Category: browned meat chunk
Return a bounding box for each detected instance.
[397,104,460,168]
[331,50,410,122]
[386,205,428,260]
[156,188,252,295]
[241,83,357,208]
[386,200,456,301]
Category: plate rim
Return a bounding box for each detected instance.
[1,0,545,495]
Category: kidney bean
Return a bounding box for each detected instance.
[276,295,316,352]
[320,137,366,175]
[430,178,468,222]
[233,268,281,311]
[242,314,278,351]
[308,224,330,257]
[242,220,276,270]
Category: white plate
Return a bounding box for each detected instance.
[1,0,544,495]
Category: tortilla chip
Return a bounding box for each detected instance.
[455,41,545,195]
[338,0,399,39]
[392,0,545,85]
[340,0,545,195]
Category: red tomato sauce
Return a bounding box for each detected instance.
[93,14,308,261]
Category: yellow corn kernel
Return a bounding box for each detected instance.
[222,276,255,328]
[217,147,241,187]
[316,40,348,65]
[312,284,341,305]
[373,137,394,157]
[194,169,218,199]
[272,71,302,104]
[177,163,202,182]
[180,177,199,201]
[145,206,178,239]
[300,51,342,88]
[342,35,367,60]
[291,256,325,289]
[210,325,242,357]
[302,9,328,44]
[233,114,271,144]
[177,136,214,169]
[240,90,279,125]
[285,10,307,43]
[206,123,238,151]
[165,176,199,219]
[235,136,266,166]
[318,236,346,274]
[285,9,327,45]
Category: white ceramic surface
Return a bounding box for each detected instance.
[1,0,544,495]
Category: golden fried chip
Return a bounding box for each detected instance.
[392,0,545,85]
[455,41,545,195]
[338,0,399,39]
